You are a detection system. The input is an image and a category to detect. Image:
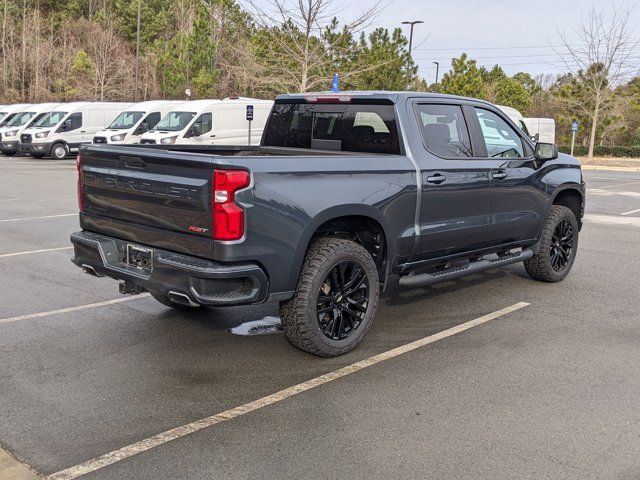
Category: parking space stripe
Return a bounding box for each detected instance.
[0,247,73,258]
[0,213,76,223]
[45,301,529,480]
[621,208,640,216]
[0,294,150,325]
[584,213,640,227]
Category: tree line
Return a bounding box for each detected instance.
[0,1,638,154]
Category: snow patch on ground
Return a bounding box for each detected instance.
[229,316,283,336]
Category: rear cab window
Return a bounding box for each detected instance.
[415,104,473,158]
[263,101,401,154]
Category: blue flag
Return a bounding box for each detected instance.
[330,73,340,93]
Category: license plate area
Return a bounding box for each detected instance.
[126,244,153,272]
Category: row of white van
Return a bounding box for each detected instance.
[0,98,273,159]
[497,105,556,143]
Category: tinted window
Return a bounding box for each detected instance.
[143,112,161,130]
[194,112,212,135]
[475,108,524,158]
[263,103,400,154]
[67,112,83,131]
[416,104,472,158]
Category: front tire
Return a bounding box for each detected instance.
[51,142,68,160]
[525,205,579,282]
[280,237,380,357]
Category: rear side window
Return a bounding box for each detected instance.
[475,108,524,158]
[416,104,472,158]
[263,103,400,154]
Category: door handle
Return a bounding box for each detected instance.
[426,174,446,184]
[80,130,86,133]
[492,171,508,180]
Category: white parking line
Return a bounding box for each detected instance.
[0,247,73,258]
[0,213,76,222]
[46,301,530,480]
[597,180,640,189]
[584,213,640,227]
[621,208,640,216]
[0,294,150,325]
[587,188,640,198]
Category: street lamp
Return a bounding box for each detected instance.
[433,61,440,84]
[401,20,423,89]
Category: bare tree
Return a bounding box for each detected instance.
[556,5,639,159]
[247,0,383,92]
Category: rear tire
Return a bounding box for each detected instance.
[51,142,68,160]
[150,291,199,311]
[280,237,380,357]
[525,205,579,282]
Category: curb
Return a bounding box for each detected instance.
[581,165,640,173]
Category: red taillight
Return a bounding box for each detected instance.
[212,169,250,241]
[77,154,84,212]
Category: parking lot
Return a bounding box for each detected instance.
[1,156,639,479]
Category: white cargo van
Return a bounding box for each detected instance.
[0,104,32,128]
[523,117,556,143]
[20,102,132,159]
[139,98,273,146]
[0,103,60,156]
[92,100,183,144]
[496,105,532,138]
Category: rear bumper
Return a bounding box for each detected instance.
[19,142,51,155]
[70,230,269,306]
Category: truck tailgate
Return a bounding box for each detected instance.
[79,145,215,259]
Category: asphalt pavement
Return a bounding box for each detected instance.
[1,157,639,479]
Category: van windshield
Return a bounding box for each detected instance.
[153,111,196,132]
[0,113,18,127]
[7,111,36,127]
[109,111,145,129]
[35,112,68,128]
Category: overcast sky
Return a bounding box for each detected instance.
[243,0,640,83]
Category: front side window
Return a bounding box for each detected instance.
[416,104,473,158]
[66,112,83,131]
[263,103,400,154]
[475,108,524,158]
[154,111,197,132]
[109,111,144,130]
[193,112,212,135]
[140,112,161,132]
[36,112,68,128]
[8,111,36,127]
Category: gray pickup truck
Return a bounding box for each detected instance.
[71,92,585,356]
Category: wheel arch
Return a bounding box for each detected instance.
[286,205,395,293]
[550,185,584,230]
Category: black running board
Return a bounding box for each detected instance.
[398,249,534,289]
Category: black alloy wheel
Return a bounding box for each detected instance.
[550,219,574,271]
[316,261,369,341]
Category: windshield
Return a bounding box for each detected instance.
[7,111,36,127]
[153,111,196,132]
[0,113,18,127]
[108,111,145,130]
[35,111,68,128]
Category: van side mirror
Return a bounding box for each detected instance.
[535,142,558,161]
[59,120,70,131]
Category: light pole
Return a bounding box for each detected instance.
[402,20,423,89]
[433,61,440,84]
[134,0,142,101]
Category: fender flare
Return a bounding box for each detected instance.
[284,204,396,292]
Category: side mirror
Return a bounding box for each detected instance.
[134,122,148,136]
[191,124,202,137]
[59,120,70,131]
[535,142,558,161]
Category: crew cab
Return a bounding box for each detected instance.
[71,92,585,357]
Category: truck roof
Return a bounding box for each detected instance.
[275,91,496,107]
